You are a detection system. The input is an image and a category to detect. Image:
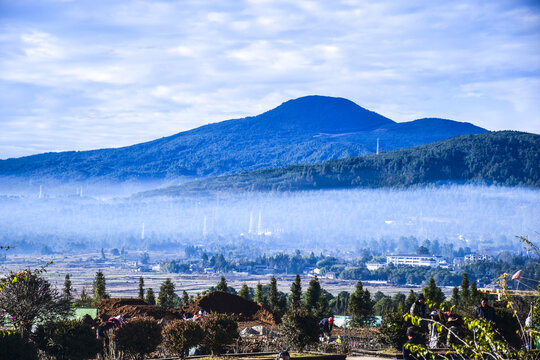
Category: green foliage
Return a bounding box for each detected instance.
[279,309,319,351]
[138,277,145,300]
[113,318,162,360]
[162,320,204,358]
[329,291,350,315]
[254,282,265,304]
[33,320,101,360]
[533,284,540,326]
[200,313,239,355]
[373,296,393,316]
[158,278,175,308]
[269,276,278,312]
[238,283,251,301]
[74,287,93,307]
[216,275,228,292]
[0,329,38,360]
[378,311,413,350]
[422,277,445,305]
[348,281,373,326]
[289,274,302,311]
[63,274,72,302]
[494,307,521,347]
[146,288,156,305]
[93,270,109,302]
[304,276,321,314]
[460,273,470,307]
[182,290,190,305]
[450,286,460,307]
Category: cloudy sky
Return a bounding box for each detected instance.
[1,0,539,159]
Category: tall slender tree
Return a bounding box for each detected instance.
[348,280,372,326]
[182,290,190,305]
[304,276,321,314]
[238,283,251,301]
[254,282,265,304]
[269,276,278,312]
[158,278,176,308]
[450,286,460,306]
[63,274,73,302]
[93,270,108,302]
[289,274,302,311]
[216,275,228,292]
[422,277,445,304]
[138,276,145,300]
[146,288,156,305]
[460,273,470,306]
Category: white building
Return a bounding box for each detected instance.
[464,254,493,263]
[386,254,442,267]
[366,262,386,271]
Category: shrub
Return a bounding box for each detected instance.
[162,320,204,357]
[200,313,239,355]
[32,320,101,360]
[494,307,521,348]
[113,318,162,360]
[378,311,414,350]
[279,309,319,351]
[0,329,38,360]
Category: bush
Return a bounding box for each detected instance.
[113,318,162,360]
[32,320,101,360]
[378,311,414,350]
[162,320,204,357]
[0,329,38,360]
[200,313,239,355]
[279,309,319,351]
[494,308,521,348]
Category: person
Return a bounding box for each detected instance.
[427,310,440,349]
[403,326,422,360]
[445,313,464,347]
[410,294,427,319]
[276,350,290,360]
[319,317,334,340]
[475,297,495,322]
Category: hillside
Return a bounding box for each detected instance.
[0,95,487,180]
[140,131,539,195]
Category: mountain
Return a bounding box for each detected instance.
[0,95,487,181]
[139,131,539,196]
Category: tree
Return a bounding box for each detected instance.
[450,286,460,306]
[146,288,156,305]
[304,276,321,314]
[158,278,176,308]
[63,274,72,302]
[254,282,265,304]
[92,270,108,302]
[216,275,228,292]
[0,271,72,338]
[422,277,445,305]
[269,276,278,312]
[200,314,239,355]
[238,283,250,301]
[289,274,302,311]
[279,309,319,351]
[460,273,470,306]
[138,277,145,300]
[182,290,190,305]
[162,320,204,358]
[315,294,330,319]
[470,280,481,305]
[348,280,372,326]
[113,318,162,360]
[330,291,349,315]
[405,290,416,312]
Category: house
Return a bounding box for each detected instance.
[386,254,442,267]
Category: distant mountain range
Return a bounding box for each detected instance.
[139,131,539,196]
[0,95,487,181]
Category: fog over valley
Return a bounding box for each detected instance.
[1,185,537,256]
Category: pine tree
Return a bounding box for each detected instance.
[450,286,460,306]
[304,276,321,314]
[470,280,480,305]
[158,278,176,308]
[422,277,445,304]
[348,281,372,326]
[63,274,73,302]
[146,288,156,305]
[238,283,251,300]
[460,273,470,306]
[315,294,330,318]
[269,276,278,312]
[254,282,265,304]
[405,290,416,312]
[216,275,228,292]
[93,270,108,302]
[182,290,190,305]
[289,274,302,312]
[79,287,92,306]
[138,276,145,300]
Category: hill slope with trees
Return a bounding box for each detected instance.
[142,131,539,195]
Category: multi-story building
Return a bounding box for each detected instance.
[386,254,442,267]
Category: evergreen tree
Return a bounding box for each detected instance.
[289,274,302,311]
[93,270,108,302]
[254,282,265,304]
[269,276,278,312]
[405,290,416,312]
[348,281,372,326]
[450,286,460,306]
[304,276,321,314]
[470,280,480,305]
[78,287,93,307]
[182,290,190,305]
[146,288,156,305]
[216,275,228,292]
[63,274,73,302]
[422,277,445,304]
[138,276,145,300]
[329,291,350,315]
[392,293,406,312]
[460,273,470,306]
[315,294,330,319]
[238,283,251,301]
[158,278,176,308]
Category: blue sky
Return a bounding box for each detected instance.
[1,0,539,159]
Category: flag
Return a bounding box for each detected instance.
[511,270,522,280]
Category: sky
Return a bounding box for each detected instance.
[0,0,539,159]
